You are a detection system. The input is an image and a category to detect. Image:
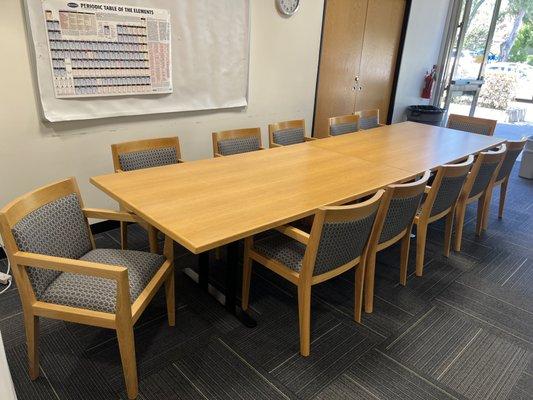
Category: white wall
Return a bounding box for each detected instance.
[0,0,324,211]
[392,0,451,122]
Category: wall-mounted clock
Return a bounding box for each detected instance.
[276,0,300,16]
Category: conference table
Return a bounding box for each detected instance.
[90,121,504,327]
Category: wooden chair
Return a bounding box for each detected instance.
[483,138,527,229]
[0,178,175,400]
[454,145,507,251]
[447,114,497,136]
[354,109,383,130]
[364,171,430,313]
[111,137,183,252]
[241,191,384,356]
[212,128,264,157]
[268,119,317,147]
[414,156,474,276]
[328,114,360,136]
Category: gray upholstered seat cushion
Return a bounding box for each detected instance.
[119,147,178,171]
[448,120,492,136]
[359,116,380,130]
[40,249,165,313]
[218,137,261,156]
[273,127,305,146]
[330,122,359,136]
[253,232,305,273]
[11,193,93,297]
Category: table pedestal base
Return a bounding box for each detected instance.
[183,242,257,328]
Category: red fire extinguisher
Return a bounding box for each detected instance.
[421,65,437,99]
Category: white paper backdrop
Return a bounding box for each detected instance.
[24,0,250,122]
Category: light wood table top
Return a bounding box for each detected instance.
[310,121,505,173]
[91,143,414,253]
[91,122,505,254]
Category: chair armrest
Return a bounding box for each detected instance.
[214,153,224,158]
[270,142,283,148]
[424,186,432,194]
[305,137,318,141]
[274,225,310,244]
[12,251,127,281]
[83,208,139,223]
[177,158,185,163]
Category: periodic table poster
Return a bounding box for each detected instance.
[42,1,172,98]
[24,0,250,122]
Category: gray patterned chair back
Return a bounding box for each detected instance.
[312,211,378,276]
[273,127,305,146]
[379,193,424,244]
[11,194,92,297]
[430,173,469,217]
[329,122,359,136]
[447,120,493,136]
[496,148,522,182]
[359,116,380,130]
[218,136,261,156]
[468,161,500,198]
[119,147,178,171]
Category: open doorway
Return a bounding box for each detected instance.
[436,0,533,142]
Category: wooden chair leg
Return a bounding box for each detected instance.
[363,251,376,314]
[120,222,128,250]
[241,238,253,311]
[444,210,454,257]
[498,179,508,219]
[355,260,366,322]
[453,203,466,252]
[164,269,175,327]
[399,232,411,286]
[297,284,311,357]
[475,196,485,237]
[116,321,138,400]
[24,314,39,380]
[415,223,427,277]
[148,226,159,254]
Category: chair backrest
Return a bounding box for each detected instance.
[496,138,527,182]
[212,128,262,156]
[463,144,507,200]
[354,109,380,130]
[111,137,181,172]
[302,190,384,278]
[0,178,93,298]
[269,119,306,147]
[447,114,497,136]
[421,156,475,218]
[328,114,360,136]
[377,171,431,245]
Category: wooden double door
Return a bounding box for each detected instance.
[313,0,406,137]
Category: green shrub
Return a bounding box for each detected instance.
[478,72,517,110]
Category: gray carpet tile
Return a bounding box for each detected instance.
[384,306,531,400]
[436,283,533,346]
[316,349,463,400]
[6,346,60,400]
[121,364,207,400]
[173,338,295,400]
[2,161,532,400]
[10,326,120,399]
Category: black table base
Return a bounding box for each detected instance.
[183,241,257,328]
